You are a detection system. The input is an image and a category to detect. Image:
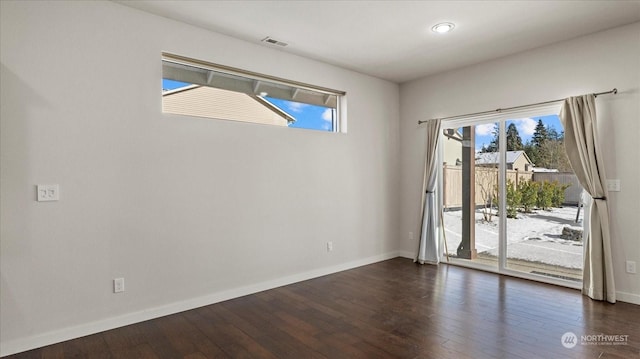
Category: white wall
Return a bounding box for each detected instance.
[0,1,400,355]
[400,23,640,303]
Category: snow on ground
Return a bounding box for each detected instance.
[442,206,584,269]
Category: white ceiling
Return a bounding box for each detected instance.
[119,0,640,83]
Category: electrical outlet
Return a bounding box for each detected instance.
[626,261,636,274]
[37,184,59,201]
[326,241,333,252]
[114,278,125,293]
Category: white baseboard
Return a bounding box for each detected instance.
[0,251,400,357]
[4,251,636,357]
[616,291,640,305]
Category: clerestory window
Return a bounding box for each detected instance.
[162,53,346,132]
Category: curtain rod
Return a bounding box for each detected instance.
[417,88,617,125]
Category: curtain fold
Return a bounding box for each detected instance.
[415,119,441,265]
[559,95,615,303]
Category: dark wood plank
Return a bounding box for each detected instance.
[4,258,640,358]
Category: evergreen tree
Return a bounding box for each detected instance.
[480,123,500,153]
[532,119,549,147]
[546,125,560,141]
[481,123,523,152]
[524,120,572,171]
[525,119,550,167]
[506,123,523,151]
[524,140,539,166]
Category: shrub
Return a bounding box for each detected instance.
[537,181,554,210]
[551,181,571,207]
[506,179,521,218]
[518,180,538,213]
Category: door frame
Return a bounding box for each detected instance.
[438,102,583,289]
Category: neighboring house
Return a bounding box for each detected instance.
[443,129,463,166]
[475,150,534,171]
[163,85,296,126]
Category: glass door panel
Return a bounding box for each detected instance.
[442,122,500,269]
[441,114,582,287]
[504,116,583,282]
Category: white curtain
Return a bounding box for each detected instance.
[416,119,441,264]
[559,95,615,303]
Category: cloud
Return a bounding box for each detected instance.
[475,123,495,136]
[512,118,537,136]
[287,102,309,113]
[475,119,537,138]
[321,108,334,122]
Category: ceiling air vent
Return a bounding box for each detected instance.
[261,36,288,47]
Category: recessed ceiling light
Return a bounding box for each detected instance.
[432,22,455,34]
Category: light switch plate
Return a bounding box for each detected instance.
[606,179,620,192]
[37,184,59,201]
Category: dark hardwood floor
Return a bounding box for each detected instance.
[6,258,640,358]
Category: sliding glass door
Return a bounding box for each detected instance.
[440,106,583,287]
[441,122,500,270]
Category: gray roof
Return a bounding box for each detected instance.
[475,150,531,165]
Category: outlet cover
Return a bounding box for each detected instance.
[626,261,636,274]
[114,278,125,293]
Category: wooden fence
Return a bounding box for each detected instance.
[442,165,580,208]
[532,172,582,204]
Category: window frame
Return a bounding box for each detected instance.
[438,102,583,289]
[162,52,347,132]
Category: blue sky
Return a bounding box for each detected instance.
[264,97,334,131]
[163,79,190,91]
[475,114,561,151]
[162,79,333,131]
